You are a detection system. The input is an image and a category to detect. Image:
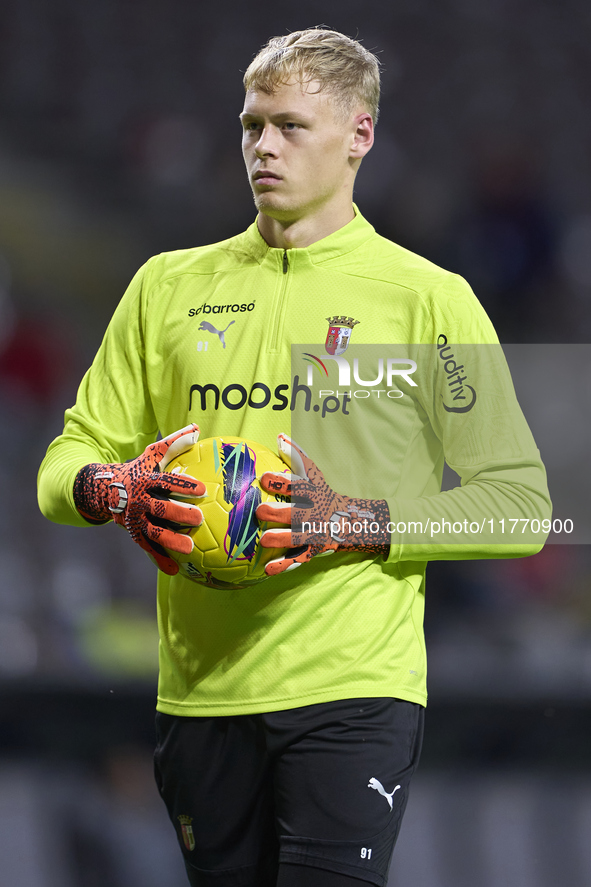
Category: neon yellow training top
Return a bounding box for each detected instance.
[38,209,551,715]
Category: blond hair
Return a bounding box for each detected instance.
[243,28,381,124]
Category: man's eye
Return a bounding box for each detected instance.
[284,122,298,130]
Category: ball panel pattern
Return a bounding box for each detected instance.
[166,437,286,587]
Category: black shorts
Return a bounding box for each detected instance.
[154,697,424,887]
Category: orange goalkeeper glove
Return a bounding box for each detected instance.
[73,424,205,575]
[255,434,390,577]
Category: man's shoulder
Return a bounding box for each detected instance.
[357,230,497,341]
[145,228,257,283]
[341,226,462,298]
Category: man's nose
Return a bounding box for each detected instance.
[255,125,279,158]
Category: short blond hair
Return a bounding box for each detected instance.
[243,28,381,124]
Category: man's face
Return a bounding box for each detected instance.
[241,79,361,223]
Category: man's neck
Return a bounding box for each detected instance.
[257,203,356,249]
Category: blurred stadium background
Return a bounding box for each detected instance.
[1,1,591,884]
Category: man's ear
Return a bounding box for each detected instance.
[349,112,374,159]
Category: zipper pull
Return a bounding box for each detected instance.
[283,250,288,274]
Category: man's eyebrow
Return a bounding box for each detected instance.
[239,111,311,123]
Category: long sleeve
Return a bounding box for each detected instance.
[37,261,159,526]
[385,276,551,562]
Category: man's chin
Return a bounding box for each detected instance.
[254,195,297,221]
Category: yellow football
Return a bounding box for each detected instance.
[165,436,287,588]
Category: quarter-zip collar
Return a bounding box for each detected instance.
[243,205,376,270]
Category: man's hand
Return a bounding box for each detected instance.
[73,424,205,575]
[255,434,390,577]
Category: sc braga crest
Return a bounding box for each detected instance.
[301,314,418,405]
[325,316,359,356]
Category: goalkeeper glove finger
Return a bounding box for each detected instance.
[255,434,390,577]
[73,424,205,575]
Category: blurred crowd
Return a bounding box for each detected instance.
[0,1,590,884]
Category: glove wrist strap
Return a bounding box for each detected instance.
[107,482,128,514]
[334,497,391,556]
[73,463,119,523]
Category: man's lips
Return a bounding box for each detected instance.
[253,170,282,184]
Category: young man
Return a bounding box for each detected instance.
[38,28,551,887]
